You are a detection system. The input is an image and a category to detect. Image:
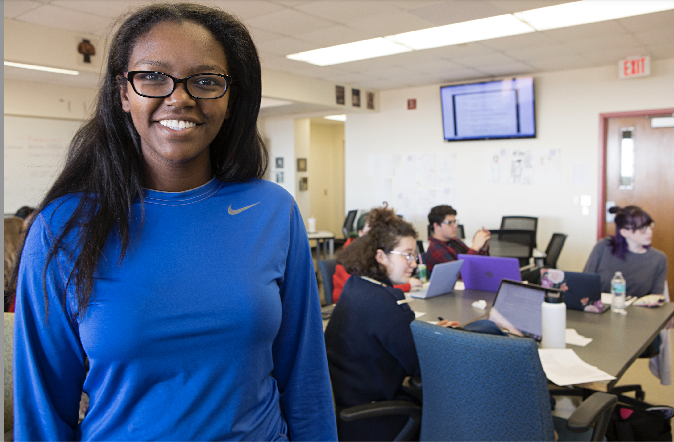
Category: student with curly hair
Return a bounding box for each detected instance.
[11,3,336,440]
[325,204,454,441]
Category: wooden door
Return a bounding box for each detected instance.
[604,113,674,293]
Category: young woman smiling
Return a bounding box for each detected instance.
[11,4,336,441]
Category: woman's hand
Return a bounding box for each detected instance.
[437,319,460,328]
[408,277,422,289]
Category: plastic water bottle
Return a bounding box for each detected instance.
[611,271,626,312]
[541,291,566,349]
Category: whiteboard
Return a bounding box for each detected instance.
[4,115,83,213]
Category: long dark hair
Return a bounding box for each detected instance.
[338,204,417,282]
[608,205,653,259]
[10,3,268,316]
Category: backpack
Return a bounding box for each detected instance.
[605,394,673,441]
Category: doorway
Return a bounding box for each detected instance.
[600,108,674,293]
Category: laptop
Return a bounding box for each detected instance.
[458,254,522,292]
[410,260,463,299]
[487,279,561,341]
[541,269,608,313]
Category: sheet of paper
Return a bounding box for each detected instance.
[538,348,615,386]
[414,311,426,319]
[565,329,592,346]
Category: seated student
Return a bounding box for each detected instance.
[584,205,667,298]
[4,216,24,312]
[325,205,455,441]
[332,211,421,303]
[425,205,490,273]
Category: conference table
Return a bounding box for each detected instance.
[408,288,674,392]
[308,230,335,260]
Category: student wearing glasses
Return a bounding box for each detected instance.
[11,3,336,441]
[325,204,455,441]
[425,205,490,273]
[584,205,667,298]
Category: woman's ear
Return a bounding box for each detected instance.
[375,249,387,266]
[120,80,131,113]
[619,227,632,239]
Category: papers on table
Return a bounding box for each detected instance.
[538,348,616,386]
[414,311,426,319]
[565,329,592,346]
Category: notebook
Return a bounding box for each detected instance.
[458,254,522,292]
[541,269,608,313]
[410,260,463,299]
[487,279,561,341]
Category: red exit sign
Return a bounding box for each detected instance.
[619,56,650,79]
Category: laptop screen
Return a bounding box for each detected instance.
[488,280,550,341]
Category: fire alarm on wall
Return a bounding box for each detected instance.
[407,99,416,110]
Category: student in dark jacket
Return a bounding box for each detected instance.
[325,204,454,441]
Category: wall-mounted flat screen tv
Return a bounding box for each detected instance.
[440,77,535,141]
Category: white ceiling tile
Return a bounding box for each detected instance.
[617,9,674,33]
[634,27,674,46]
[647,42,674,60]
[447,51,519,68]
[476,61,536,78]
[259,52,311,72]
[12,4,112,35]
[50,1,145,18]
[563,34,645,55]
[505,43,577,63]
[580,48,653,66]
[245,8,336,36]
[207,0,284,19]
[527,54,593,72]
[3,0,43,19]
[256,36,319,56]
[347,10,436,36]
[293,1,402,25]
[293,25,373,47]
[248,26,285,44]
[389,1,442,11]
[479,32,558,51]
[407,0,506,26]
[486,0,573,14]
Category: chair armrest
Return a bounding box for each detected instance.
[566,392,618,440]
[340,400,421,422]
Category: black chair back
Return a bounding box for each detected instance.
[489,229,536,267]
[457,224,465,240]
[500,216,538,248]
[318,259,337,306]
[544,233,567,269]
[342,210,358,238]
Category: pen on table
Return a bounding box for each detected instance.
[438,317,444,321]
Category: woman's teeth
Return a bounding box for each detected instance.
[159,120,197,130]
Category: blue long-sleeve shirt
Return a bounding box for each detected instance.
[14,177,337,441]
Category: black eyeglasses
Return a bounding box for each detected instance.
[125,71,232,99]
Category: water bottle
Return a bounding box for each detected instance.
[611,271,626,312]
[541,291,566,348]
[416,263,428,283]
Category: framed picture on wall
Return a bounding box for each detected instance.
[352,88,361,107]
[297,158,307,172]
[336,85,345,105]
[275,171,284,184]
[275,157,284,169]
[299,177,308,191]
[367,92,375,110]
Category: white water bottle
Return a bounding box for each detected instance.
[541,291,566,349]
[307,216,316,233]
[611,271,626,312]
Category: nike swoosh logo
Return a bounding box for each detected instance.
[228,202,260,215]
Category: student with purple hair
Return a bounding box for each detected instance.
[584,205,667,298]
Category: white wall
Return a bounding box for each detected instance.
[343,58,674,272]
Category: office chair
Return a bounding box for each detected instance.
[416,240,425,255]
[500,216,538,248]
[318,259,336,309]
[457,224,465,240]
[543,233,568,269]
[342,210,358,238]
[409,320,618,441]
[489,229,536,268]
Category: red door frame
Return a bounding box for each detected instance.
[597,107,674,240]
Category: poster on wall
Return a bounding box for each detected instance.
[534,149,561,186]
[485,147,509,185]
[510,149,533,185]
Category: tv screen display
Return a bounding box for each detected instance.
[440,77,535,141]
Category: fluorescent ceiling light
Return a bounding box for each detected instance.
[287,0,674,66]
[324,115,346,121]
[4,61,79,75]
[515,0,674,31]
[287,37,411,66]
[387,14,534,50]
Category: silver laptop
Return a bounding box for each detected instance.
[411,260,463,299]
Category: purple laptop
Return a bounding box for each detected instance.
[458,254,522,292]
